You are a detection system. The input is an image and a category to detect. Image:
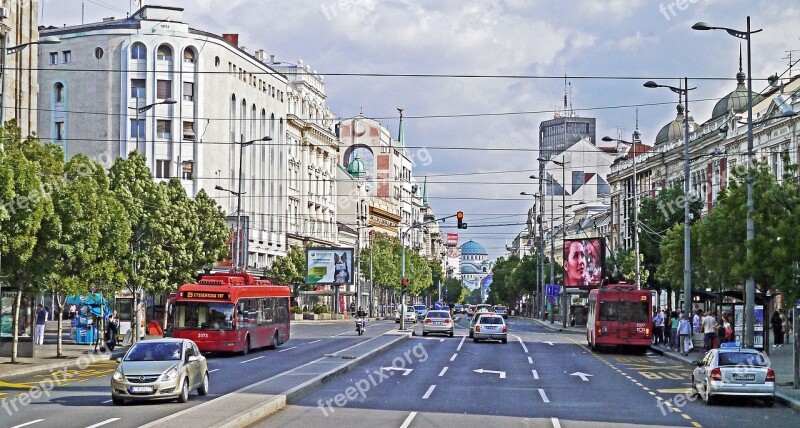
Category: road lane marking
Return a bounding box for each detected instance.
[309,339,322,344]
[551,418,561,428]
[11,420,44,428]
[278,346,298,353]
[438,367,448,377]
[422,385,436,399]
[532,370,539,380]
[449,353,458,362]
[538,388,550,403]
[528,356,533,364]
[240,356,266,364]
[400,412,417,428]
[209,369,219,373]
[517,336,529,353]
[85,419,120,428]
[101,399,112,404]
[457,335,466,351]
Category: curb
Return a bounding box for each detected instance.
[214,330,412,428]
[0,348,127,378]
[650,346,800,411]
[526,318,584,335]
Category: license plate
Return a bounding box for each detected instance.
[433,322,442,325]
[733,373,755,381]
[130,386,153,393]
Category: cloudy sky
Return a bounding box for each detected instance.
[43,0,800,259]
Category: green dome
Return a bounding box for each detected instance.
[347,156,366,178]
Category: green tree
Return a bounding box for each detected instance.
[269,246,308,305]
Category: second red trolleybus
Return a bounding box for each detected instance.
[586,282,652,353]
[172,272,291,354]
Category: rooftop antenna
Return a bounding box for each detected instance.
[783,49,800,78]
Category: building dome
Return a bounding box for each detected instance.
[710,52,762,120]
[655,103,684,146]
[347,156,366,178]
[460,240,487,255]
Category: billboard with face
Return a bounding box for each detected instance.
[563,238,604,288]
[305,248,355,286]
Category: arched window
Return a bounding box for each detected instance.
[54,83,65,103]
[157,45,173,61]
[131,43,146,60]
[183,49,195,64]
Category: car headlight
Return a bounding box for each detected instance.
[112,369,125,382]
[160,365,179,382]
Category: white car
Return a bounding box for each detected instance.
[395,309,417,324]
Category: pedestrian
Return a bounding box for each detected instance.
[771,309,784,347]
[35,304,48,345]
[715,313,725,347]
[701,311,716,351]
[652,307,664,345]
[105,315,118,351]
[678,311,693,356]
[722,314,733,343]
[670,311,679,350]
[692,309,701,335]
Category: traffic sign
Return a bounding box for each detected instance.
[545,285,561,297]
[434,301,443,310]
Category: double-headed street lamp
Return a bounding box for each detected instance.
[0,37,60,127]
[355,224,373,313]
[128,98,177,157]
[693,17,761,348]
[521,191,543,318]
[216,135,271,272]
[641,79,696,317]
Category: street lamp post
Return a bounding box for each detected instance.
[642,79,696,318]
[355,224,373,314]
[129,98,177,158]
[0,37,60,127]
[693,17,761,347]
[521,191,542,317]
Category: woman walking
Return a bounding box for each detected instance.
[678,311,693,356]
[771,309,784,347]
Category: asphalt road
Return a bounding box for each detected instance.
[0,319,398,428]
[262,316,800,428]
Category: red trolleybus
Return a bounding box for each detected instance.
[586,282,652,353]
[172,272,291,354]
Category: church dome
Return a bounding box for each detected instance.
[460,240,487,256]
[347,156,366,178]
[710,52,762,119]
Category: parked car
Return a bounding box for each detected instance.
[493,305,508,319]
[468,311,493,338]
[691,347,775,406]
[111,338,209,405]
[422,310,454,337]
[413,304,428,320]
[473,314,507,343]
[395,308,417,324]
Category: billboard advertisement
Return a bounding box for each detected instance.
[215,215,249,270]
[446,233,459,247]
[563,238,605,288]
[305,247,354,286]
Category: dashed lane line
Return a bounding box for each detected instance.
[516,336,529,353]
[528,356,533,364]
[10,420,44,428]
[278,346,298,353]
[438,367,448,377]
[309,339,322,344]
[456,335,466,351]
[422,385,436,399]
[399,412,417,428]
[538,388,550,403]
[449,353,458,362]
[532,370,539,380]
[85,418,120,428]
[551,417,561,428]
[240,356,266,364]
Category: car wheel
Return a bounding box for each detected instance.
[689,376,699,398]
[703,382,715,405]
[268,331,279,349]
[422,331,428,336]
[111,395,125,405]
[178,378,190,403]
[449,330,454,337]
[198,372,209,396]
[242,336,251,355]
[469,331,473,338]
[501,338,507,344]
[473,337,479,343]
[763,397,774,407]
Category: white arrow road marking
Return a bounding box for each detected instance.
[381,367,413,376]
[278,346,297,353]
[85,419,120,428]
[438,366,448,377]
[570,372,593,382]
[538,388,550,403]
[532,370,539,380]
[473,369,506,379]
[400,412,417,428]
[422,384,436,399]
[543,341,555,346]
[11,420,44,428]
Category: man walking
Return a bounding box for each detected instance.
[701,311,716,351]
[35,304,48,345]
[652,307,664,345]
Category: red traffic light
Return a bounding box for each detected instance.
[402,278,409,286]
[456,211,463,219]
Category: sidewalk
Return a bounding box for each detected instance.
[525,316,585,335]
[0,320,129,378]
[651,341,800,411]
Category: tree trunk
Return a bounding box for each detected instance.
[11,289,22,363]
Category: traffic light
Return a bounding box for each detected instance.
[456,211,467,229]
[401,278,409,292]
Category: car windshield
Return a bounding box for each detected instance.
[174,302,234,330]
[125,342,183,361]
[480,317,504,325]
[718,352,768,367]
[414,305,426,311]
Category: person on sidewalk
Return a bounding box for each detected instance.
[105,315,118,351]
[702,311,716,351]
[678,311,693,356]
[35,304,48,345]
[771,309,784,347]
[669,311,679,350]
[652,307,664,345]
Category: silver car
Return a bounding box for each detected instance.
[422,310,454,337]
[691,347,775,406]
[473,314,507,343]
[111,338,209,405]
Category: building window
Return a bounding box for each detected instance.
[183,49,195,64]
[156,120,171,139]
[183,82,194,102]
[156,80,172,99]
[49,52,58,65]
[54,83,64,103]
[62,51,72,63]
[55,122,64,141]
[156,45,172,61]
[130,119,144,138]
[181,161,194,180]
[131,79,145,99]
[131,43,146,60]
[183,121,196,140]
[155,160,169,178]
